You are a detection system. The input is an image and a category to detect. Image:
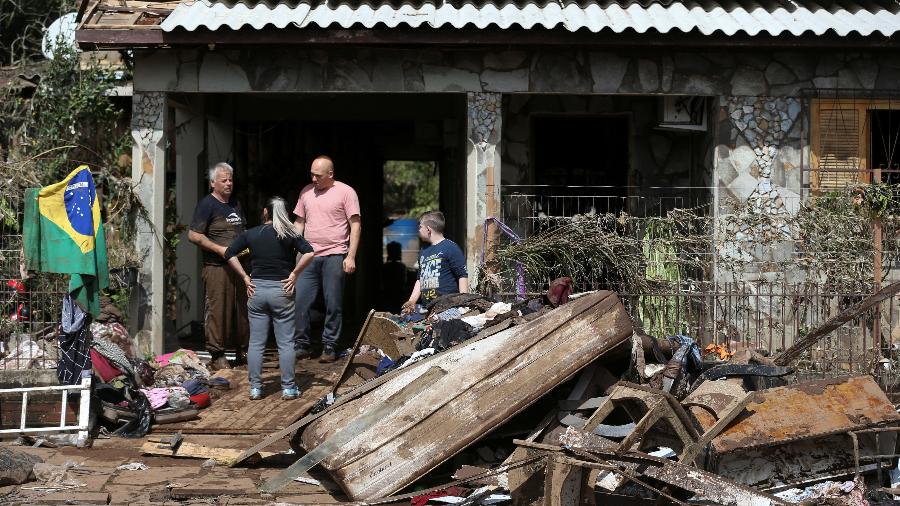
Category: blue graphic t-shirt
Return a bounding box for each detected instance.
[417,239,467,305]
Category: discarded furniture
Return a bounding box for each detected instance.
[0,374,92,446]
[706,375,900,488]
[274,291,633,500]
[581,382,701,464]
[512,437,789,506]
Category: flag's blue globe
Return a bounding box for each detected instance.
[63,169,95,236]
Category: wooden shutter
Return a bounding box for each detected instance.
[810,99,869,191]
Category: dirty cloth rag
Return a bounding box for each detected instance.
[432,307,470,321]
[139,388,170,410]
[91,334,134,377]
[57,294,92,385]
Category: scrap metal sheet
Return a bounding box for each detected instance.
[712,375,900,454]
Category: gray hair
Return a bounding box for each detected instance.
[267,197,298,240]
[208,162,234,182]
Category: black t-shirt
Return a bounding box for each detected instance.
[224,224,314,281]
[417,239,468,305]
[190,194,245,266]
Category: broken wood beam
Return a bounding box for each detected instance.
[543,454,586,506]
[775,280,900,365]
[516,437,788,506]
[334,309,374,389]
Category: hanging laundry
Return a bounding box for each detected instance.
[56,295,92,385]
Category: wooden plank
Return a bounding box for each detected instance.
[544,455,584,506]
[230,305,532,466]
[140,440,275,466]
[76,0,99,24]
[355,312,404,360]
[508,446,547,506]
[301,292,632,500]
[259,366,447,494]
[335,309,374,390]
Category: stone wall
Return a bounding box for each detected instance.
[135,47,900,97]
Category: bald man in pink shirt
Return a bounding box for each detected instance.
[292,156,361,363]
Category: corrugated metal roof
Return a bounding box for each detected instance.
[160,0,900,37]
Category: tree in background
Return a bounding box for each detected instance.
[383,160,439,218]
[1,6,139,323]
[0,0,70,67]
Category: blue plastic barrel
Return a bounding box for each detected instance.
[383,218,420,267]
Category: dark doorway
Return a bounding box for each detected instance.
[224,93,465,349]
[532,115,630,188]
[872,109,900,184]
[531,115,631,217]
[380,160,439,313]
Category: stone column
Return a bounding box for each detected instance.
[465,92,502,287]
[716,95,803,279]
[131,92,167,355]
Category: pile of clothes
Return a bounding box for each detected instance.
[347,279,579,384]
[56,295,229,438]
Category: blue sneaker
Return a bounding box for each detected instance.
[249,387,263,400]
[282,387,299,400]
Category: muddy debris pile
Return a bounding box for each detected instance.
[248,287,900,505]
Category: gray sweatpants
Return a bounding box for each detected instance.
[247,279,296,390]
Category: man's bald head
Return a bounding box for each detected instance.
[310,155,335,190]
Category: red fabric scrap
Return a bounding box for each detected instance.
[189,392,211,408]
[410,486,471,506]
[547,277,574,307]
[89,349,123,382]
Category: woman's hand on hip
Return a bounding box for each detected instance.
[282,272,297,294]
[243,275,255,298]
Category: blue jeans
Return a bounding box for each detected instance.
[294,254,345,352]
[247,279,296,390]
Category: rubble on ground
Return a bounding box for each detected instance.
[258,284,900,505]
[5,283,900,505]
[0,448,42,486]
[1,294,231,441]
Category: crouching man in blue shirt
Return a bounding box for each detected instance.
[401,211,468,314]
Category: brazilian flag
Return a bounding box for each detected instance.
[23,165,110,317]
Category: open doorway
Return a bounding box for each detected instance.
[380,161,439,313]
[206,93,466,350]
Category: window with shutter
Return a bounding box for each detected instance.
[810,100,869,191]
[810,98,900,192]
[817,108,861,188]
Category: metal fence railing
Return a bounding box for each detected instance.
[500,185,716,239]
[491,185,900,390]
[0,191,67,371]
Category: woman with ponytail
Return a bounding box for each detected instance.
[225,197,315,400]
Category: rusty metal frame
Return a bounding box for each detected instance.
[849,426,900,482]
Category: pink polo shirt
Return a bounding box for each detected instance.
[293,181,361,256]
